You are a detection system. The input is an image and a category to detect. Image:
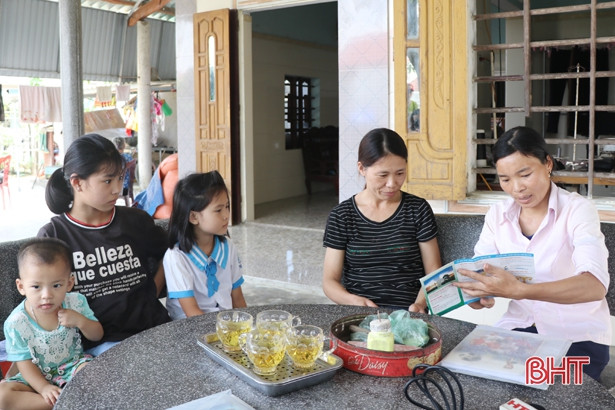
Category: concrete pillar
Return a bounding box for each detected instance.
[58,0,84,149]
[137,21,153,188]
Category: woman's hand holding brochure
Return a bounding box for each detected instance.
[419,253,535,316]
[455,263,526,299]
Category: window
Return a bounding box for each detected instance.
[473,1,615,197]
[284,75,314,150]
[404,0,421,134]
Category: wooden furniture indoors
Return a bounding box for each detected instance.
[301,126,339,195]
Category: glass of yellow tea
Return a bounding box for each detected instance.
[216,311,253,352]
[285,325,333,370]
[239,329,287,375]
[255,309,301,336]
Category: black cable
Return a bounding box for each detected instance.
[403,364,464,410]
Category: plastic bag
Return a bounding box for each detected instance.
[352,311,429,348]
[388,310,430,347]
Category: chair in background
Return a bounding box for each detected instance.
[301,126,339,195]
[0,237,30,380]
[0,155,11,210]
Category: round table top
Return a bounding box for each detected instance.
[55,304,615,409]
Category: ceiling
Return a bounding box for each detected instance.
[0,0,176,82]
[0,0,339,84]
[80,0,176,23]
[252,2,337,48]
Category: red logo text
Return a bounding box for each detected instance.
[525,356,590,386]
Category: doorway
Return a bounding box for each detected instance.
[248,2,339,218]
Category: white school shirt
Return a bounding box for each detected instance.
[163,237,244,320]
[474,182,611,345]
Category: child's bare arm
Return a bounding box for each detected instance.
[178,296,205,317]
[57,309,104,341]
[16,360,62,406]
[231,287,247,308]
[153,261,167,297]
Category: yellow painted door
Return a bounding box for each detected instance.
[194,9,240,221]
[395,0,468,200]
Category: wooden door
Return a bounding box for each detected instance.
[394,0,468,200]
[194,9,240,222]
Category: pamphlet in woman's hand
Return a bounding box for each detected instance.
[420,253,535,316]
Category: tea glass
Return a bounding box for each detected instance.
[216,311,253,353]
[239,329,287,375]
[255,310,301,336]
[285,324,334,370]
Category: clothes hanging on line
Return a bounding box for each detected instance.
[95,86,114,108]
[19,86,62,123]
[116,84,131,102]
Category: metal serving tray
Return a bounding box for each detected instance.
[197,333,343,397]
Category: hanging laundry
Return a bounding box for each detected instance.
[95,86,114,108]
[153,95,162,116]
[123,104,138,135]
[39,131,49,152]
[46,88,62,122]
[116,84,131,102]
[19,86,62,123]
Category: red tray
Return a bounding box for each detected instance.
[329,314,442,377]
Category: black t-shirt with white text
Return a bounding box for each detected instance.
[38,206,170,348]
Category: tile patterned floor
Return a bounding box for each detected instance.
[232,190,338,305]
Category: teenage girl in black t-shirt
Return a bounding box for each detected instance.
[39,134,170,356]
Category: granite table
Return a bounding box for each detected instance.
[55,304,615,409]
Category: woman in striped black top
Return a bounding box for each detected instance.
[322,128,442,311]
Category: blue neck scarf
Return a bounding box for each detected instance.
[186,237,229,297]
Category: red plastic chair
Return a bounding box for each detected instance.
[0,361,12,379]
[0,155,10,210]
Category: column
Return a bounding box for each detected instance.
[137,20,153,188]
[58,0,84,148]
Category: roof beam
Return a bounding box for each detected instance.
[98,0,138,6]
[127,0,173,26]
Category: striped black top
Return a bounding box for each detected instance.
[323,192,438,307]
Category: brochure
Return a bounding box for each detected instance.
[420,253,534,316]
[440,325,572,390]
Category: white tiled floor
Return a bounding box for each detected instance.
[0,175,55,242]
[232,189,338,305]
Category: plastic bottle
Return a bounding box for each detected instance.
[366,318,395,352]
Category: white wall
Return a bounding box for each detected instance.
[252,34,338,204]
[175,0,197,179]
[337,0,389,202]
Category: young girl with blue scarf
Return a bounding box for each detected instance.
[163,171,246,320]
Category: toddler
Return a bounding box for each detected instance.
[0,238,103,409]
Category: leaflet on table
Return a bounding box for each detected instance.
[420,253,535,316]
